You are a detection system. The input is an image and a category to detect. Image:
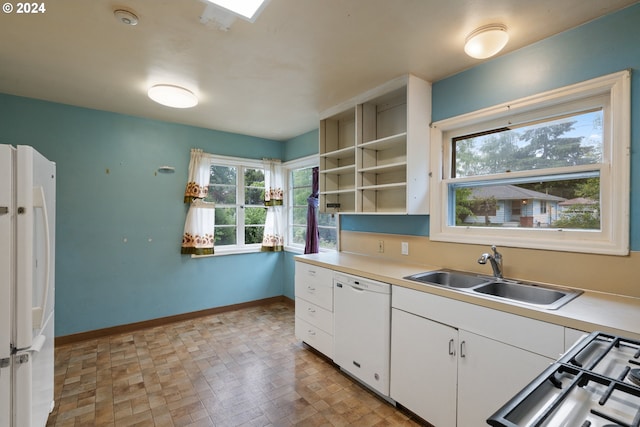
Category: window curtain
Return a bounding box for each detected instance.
[304,167,319,254]
[181,149,215,255]
[261,159,284,252]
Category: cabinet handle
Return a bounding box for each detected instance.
[308,270,316,276]
[308,330,316,336]
[460,340,467,358]
[307,307,316,313]
[448,339,456,356]
[307,286,316,291]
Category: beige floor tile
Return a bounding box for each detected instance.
[46,303,427,426]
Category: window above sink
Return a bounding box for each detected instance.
[429,71,630,255]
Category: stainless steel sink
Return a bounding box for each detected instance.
[473,281,581,310]
[404,270,490,288]
[403,270,582,310]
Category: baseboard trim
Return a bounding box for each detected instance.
[55,296,294,347]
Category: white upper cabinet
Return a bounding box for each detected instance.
[319,74,431,214]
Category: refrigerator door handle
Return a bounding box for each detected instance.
[31,186,51,330]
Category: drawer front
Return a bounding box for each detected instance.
[295,298,333,334]
[295,316,333,359]
[295,263,333,310]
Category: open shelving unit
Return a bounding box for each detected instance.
[319,74,431,214]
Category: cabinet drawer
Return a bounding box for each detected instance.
[295,263,333,310]
[295,298,333,334]
[295,316,333,359]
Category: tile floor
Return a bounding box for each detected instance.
[47,301,426,426]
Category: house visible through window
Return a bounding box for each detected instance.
[430,71,630,255]
[451,109,603,230]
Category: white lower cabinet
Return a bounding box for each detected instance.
[391,308,457,426]
[456,329,553,427]
[294,262,334,358]
[391,286,559,426]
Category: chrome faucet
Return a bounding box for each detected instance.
[478,245,503,279]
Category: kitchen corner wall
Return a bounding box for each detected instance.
[291,4,640,300]
[0,94,286,337]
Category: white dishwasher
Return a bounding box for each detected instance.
[333,273,392,397]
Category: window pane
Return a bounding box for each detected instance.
[244,168,265,205]
[215,226,236,245]
[210,165,236,185]
[292,207,307,225]
[451,175,600,230]
[245,187,264,205]
[292,225,306,245]
[209,185,236,204]
[245,226,264,244]
[215,207,236,225]
[318,212,337,227]
[292,168,313,187]
[319,226,337,249]
[245,207,266,225]
[293,187,311,206]
[454,110,603,178]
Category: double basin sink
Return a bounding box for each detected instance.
[404,270,582,310]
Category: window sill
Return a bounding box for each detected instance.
[191,245,264,258]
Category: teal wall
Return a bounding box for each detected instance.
[339,4,640,251]
[0,95,285,336]
[2,4,639,336]
[283,129,318,162]
[434,3,640,250]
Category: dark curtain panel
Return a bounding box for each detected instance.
[304,167,319,254]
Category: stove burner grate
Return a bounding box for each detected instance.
[630,369,640,387]
[487,331,640,427]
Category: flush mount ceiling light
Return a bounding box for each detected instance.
[464,24,509,59]
[204,0,269,22]
[114,9,139,26]
[147,84,198,108]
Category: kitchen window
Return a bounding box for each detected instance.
[205,156,267,253]
[430,71,630,255]
[285,157,337,252]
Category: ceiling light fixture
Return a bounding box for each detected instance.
[148,84,198,109]
[204,0,269,22]
[114,9,139,26]
[464,24,509,59]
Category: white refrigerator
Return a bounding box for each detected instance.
[0,145,55,427]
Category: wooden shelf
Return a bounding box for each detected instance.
[321,146,356,159]
[358,182,407,191]
[318,74,431,214]
[358,161,406,175]
[359,132,407,151]
[321,164,356,175]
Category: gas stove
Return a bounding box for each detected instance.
[487,331,640,427]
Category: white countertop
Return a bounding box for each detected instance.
[295,252,640,341]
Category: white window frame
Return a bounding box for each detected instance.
[429,71,630,255]
[284,155,338,254]
[205,154,266,256]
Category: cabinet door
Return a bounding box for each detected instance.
[390,308,457,426]
[457,330,553,427]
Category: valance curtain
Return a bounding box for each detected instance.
[304,167,320,254]
[261,159,284,252]
[181,149,215,255]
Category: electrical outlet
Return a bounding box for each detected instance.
[378,240,384,253]
[401,241,409,255]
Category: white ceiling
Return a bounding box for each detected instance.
[1,0,637,141]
